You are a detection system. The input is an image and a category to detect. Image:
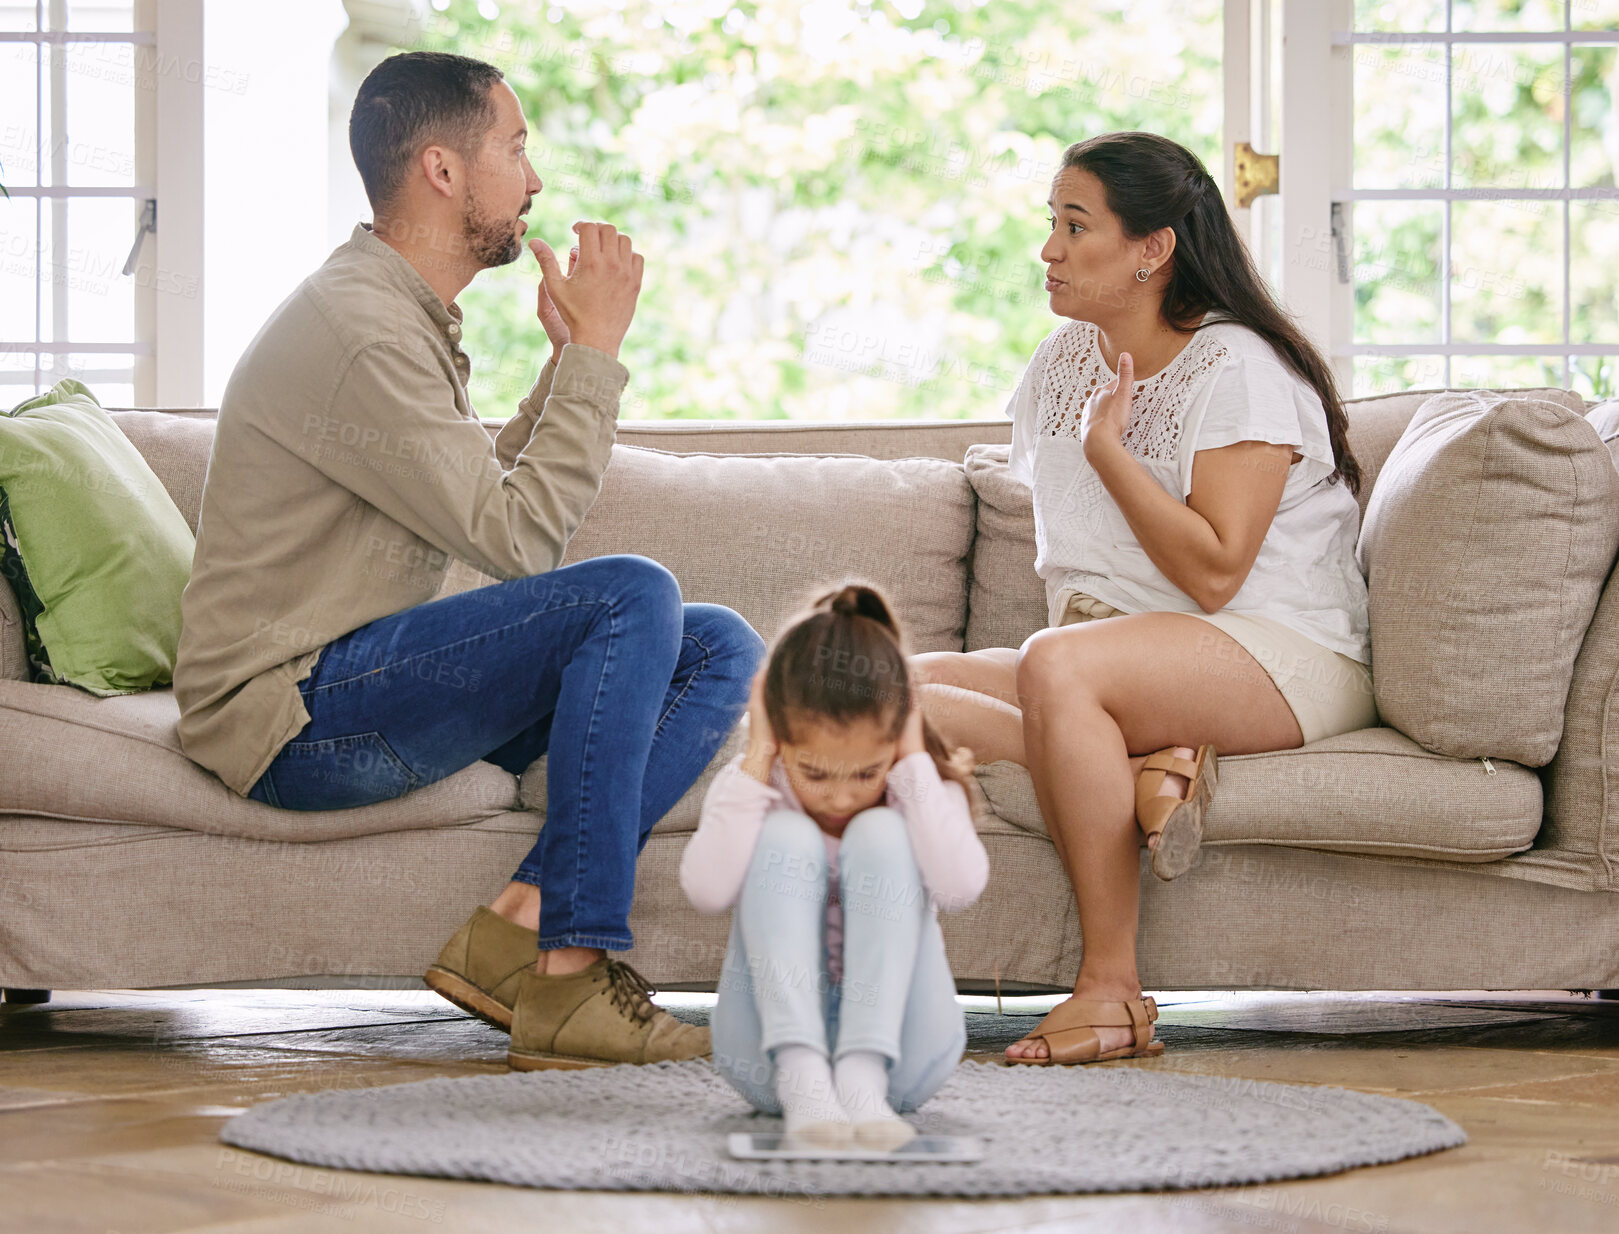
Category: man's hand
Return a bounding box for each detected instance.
[535,243,577,359]
[528,221,644,361]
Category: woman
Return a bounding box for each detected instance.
[912,131,1375,1066]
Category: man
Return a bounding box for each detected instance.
[174,51,763,1069]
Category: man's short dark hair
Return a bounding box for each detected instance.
[349,51,506,213]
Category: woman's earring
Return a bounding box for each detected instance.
[1135,267,1151,283]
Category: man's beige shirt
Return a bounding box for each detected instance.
[174,222,629,795]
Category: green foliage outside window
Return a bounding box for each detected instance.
[409,0,1615,418]
[412,0,1222,420]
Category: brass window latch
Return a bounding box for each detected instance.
[1233,142,1279,208]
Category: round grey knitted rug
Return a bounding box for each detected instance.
[219,1060,1466,1197]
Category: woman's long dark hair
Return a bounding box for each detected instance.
[1063,131,1361,494]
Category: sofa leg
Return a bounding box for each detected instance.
[1,989,49,1004]
[1598,990,1619,1000]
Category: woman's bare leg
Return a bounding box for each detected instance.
[1006,612,1303,1060]
[911,650,1025,766]
[909,649,1154,872]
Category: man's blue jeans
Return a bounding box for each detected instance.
[246,554,765,951]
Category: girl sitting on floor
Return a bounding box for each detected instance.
[679,581,989,1149]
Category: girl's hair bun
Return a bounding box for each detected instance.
[829,585,862,615]
[822,582,896,632]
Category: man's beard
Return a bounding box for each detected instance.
[462,187,522,268]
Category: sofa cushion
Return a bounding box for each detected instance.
[1588,399,1619,469]
[616,418,1009,463]
[1340,386,1583,519]
[973,726,1541,863]
[0,680,521,840]
[1353,388,1619,764]
[1357,390,1619,766]
[0,576,23,682]
[446,444,976,655]
[962,443,1047,652]
[1,382,195,694]
[108,410,215,533]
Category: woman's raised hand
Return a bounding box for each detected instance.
[1081,350,1134,465]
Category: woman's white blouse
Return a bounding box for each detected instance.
[1005,318,1371,663]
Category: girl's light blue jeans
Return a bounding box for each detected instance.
[710,807,966,1116]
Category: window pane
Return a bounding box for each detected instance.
[1570,355,1618,400]
[36,197,139,344]
[1452,0,1565,31]
[1572,45,1618,190]
[0,197,37,343]
[1353,45,1447,188]
[1452,43,1564,189]
[1353,1,1445,31]
[1,354,50,412]
[47,1,135,31]
[53,40,139,186]
[1573,1,1619,32]
[1353,355,1447,398]
[0,351,135,408]
[1452,354,1566,388]
[1,350,41,408]
[1572,202,1619,344]
[0,42,39,188]
[1354,202,1442,343]
[32,353,136,406]
[1450,200,1564,344]
[65,197,138,343]
[0,2,37,31]
[61,353,135,406]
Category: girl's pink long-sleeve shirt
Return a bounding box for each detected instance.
[678,742,990,983]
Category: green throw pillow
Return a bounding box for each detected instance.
[0,379,194,695]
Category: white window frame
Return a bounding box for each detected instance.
[1,0,203,407]
[1224,0,1284,290]
[1259,0,1619,394]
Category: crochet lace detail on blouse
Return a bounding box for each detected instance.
[1036,325,1232,463]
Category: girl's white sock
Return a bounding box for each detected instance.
[774,1045,850,1143]
[832,1049,895,1122]
[835,1050,916,1149]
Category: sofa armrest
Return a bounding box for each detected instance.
[1539,561,1619,892]
[0,576,26,682]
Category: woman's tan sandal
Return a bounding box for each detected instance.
[1006,996,1163,1065]
[1136,744,1218,882]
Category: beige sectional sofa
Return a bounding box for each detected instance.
[3,385,1619,998]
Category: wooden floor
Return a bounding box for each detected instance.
[1,987,1616,1233]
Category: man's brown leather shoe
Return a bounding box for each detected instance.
[506,956,710,1070]
[424,906,538,1031]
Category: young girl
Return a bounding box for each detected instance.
[679,581,989,1149]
